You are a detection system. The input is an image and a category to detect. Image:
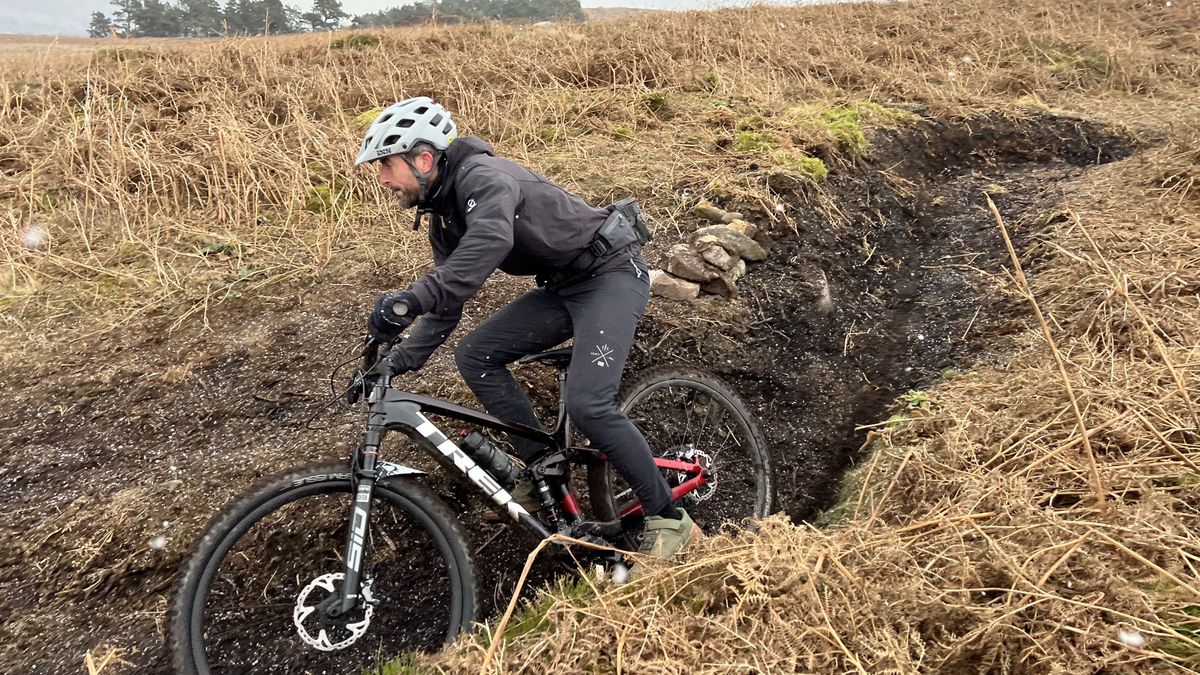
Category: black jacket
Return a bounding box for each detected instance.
[395,136,632,370]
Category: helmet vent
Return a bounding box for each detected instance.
[414,106,428,114]
[442,122,452,134]
[397,119,414,128]
[429,113,443,127]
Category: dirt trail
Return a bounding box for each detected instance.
[0,110,1134,672]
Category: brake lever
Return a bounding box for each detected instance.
[347,337,403,405]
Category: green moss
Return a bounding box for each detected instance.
[366,652,418,675]
[535,125,587,145]
[785,102,914,157]
[92,47,149,63]
[736,114,769,131]
[684,70,722,93]
[304,183,343,214]
[771,150,828,182]
[899,389,934,410]
[640,91,670,117]
[198,240,245,257]
[1024,39,1110,75]
[818,107,866,155]
[1158,605,1200,660]
[331,33,380,50]
[611,124,634,140]
[733,130,774,153]
[35,193,60,214]
[352,107,385,130]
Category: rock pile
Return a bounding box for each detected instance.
[649,202,769,301]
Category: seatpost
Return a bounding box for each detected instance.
[555,369,571,444]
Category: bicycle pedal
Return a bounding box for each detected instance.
[571,518,626,541]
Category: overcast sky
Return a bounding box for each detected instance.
[0,0,778,36]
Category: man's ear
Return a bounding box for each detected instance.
[418,150,436,173]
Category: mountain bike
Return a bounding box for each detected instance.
[171,335,773,673]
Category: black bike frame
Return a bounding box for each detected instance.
[330,361,585,617]
[330,345,707,618]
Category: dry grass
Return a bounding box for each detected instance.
[3,0,1197,339]
[3,0,1200,672]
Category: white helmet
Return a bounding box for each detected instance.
[354,96,456,166]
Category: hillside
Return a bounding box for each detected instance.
[1,0,1199,671]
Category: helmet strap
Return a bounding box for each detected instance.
[399,154,430,204]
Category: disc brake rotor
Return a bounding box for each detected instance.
[292,572,374,652]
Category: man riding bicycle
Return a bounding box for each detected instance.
[355,97,699,570]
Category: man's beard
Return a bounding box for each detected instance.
[391,187,417,209]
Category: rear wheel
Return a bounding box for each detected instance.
[171,464,476,674]
[588,366,773,529]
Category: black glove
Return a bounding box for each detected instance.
[368,291,421,341]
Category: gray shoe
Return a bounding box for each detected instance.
[629,509,701,578]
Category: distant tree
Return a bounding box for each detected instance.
[223,0,258,34]
[497,0,538,21]
[353,2,434,27]
[88,11,114,37]
[179,0,224,36]
[260,0,300,34]
[352,0,579,27]
[131,0,183,36]
[301,0,347,30]
[110,0,142,35]
[553,0,583,21]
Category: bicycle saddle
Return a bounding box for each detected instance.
[516,346,573,368]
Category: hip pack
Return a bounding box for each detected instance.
[537,197,651,288]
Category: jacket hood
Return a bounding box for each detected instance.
[424,136,495,210]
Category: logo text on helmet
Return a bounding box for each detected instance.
[375,148,389,157]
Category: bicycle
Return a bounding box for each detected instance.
[171,335,773,673]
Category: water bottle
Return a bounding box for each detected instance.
[460,431,520,489]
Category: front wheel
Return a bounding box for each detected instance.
[588,366,774,529]
[171,463,477,674]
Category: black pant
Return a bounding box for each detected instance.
[453,255,675,519]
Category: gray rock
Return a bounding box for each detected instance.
[649,269,699,301]
[693,201,742,224]
[699,242,737,270]
[730,258,747,280]
[726,218,758,238]
[793,259,834,313]
[701,274,738,299]
[694,225,767,261]
[667,244,720,282]
[701,259,748,299]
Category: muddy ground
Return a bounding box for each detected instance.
[0,109,1135,672]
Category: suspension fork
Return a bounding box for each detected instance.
[330,414,385,617]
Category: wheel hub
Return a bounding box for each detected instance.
[665,444,717,504]
[292,572,374,651]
